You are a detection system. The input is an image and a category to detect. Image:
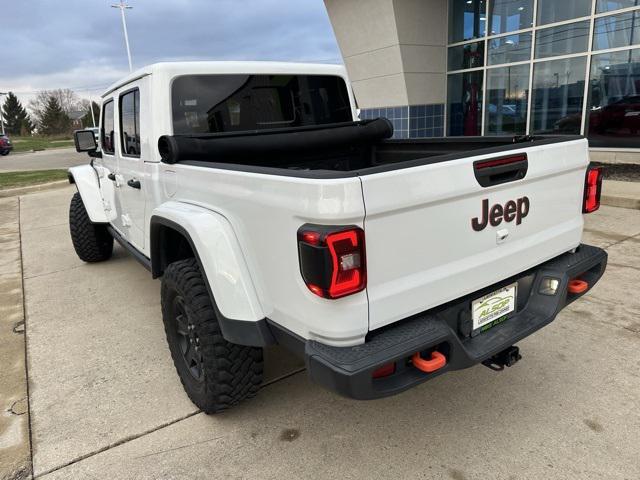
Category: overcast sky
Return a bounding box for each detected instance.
[0,0,342,106]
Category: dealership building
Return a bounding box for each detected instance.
[324,0,640,161]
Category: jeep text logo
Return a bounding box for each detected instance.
[472,196,530,232]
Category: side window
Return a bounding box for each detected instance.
[101,100,115,155]
[120,89,140,157]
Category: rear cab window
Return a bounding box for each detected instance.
[119,89,141,157]
[101,100,115,155]
[171,74,352,134]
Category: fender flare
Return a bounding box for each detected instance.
[150,202,275,346]
[68,165,109,223]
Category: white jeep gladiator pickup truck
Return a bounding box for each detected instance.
[69,61,607,413]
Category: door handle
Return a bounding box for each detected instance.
[127,179,141,189]
[107,173,116,181]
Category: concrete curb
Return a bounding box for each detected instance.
[601,194,640,210]
[601,180,640,210]
[0,180,70,199]
[0,197,32,479]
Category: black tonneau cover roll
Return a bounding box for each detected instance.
[158,118,393,164]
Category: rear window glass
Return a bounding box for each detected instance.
[171,74,352,134]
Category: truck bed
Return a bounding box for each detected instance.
[158,119,580,177]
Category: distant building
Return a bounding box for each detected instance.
[324,0,640,160]
[68,110,86,130]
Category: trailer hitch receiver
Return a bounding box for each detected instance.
[482,346,522,371]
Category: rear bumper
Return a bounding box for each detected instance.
[287,244,607,400]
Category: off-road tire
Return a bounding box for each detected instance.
[69,192,114,262]
[161,258,264,414]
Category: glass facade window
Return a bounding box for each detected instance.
[596,0,640,13]
[447,71,483,136]
[537,0,591,25]
[446,0,640,148]
[593,11,640,50]
[587,48,640,147]
[488,33,532,64]
[531,56,588,134]
[449,0,487,43]
[486,65,530,135]
[489,0,533,35]
[535,21,590,59]
[448,42,485,70]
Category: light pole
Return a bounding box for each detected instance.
[111,1,133,72]
[0,92,7,135]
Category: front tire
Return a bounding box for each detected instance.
[69,192,113,262]
[161,258,263,413]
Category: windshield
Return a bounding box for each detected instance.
[171,74,353,135]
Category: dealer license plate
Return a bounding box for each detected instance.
[471,283,517,332]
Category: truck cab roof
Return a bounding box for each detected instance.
[101,61,350,98]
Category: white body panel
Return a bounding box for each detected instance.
[361,139,588,330]
[158,164,369,346]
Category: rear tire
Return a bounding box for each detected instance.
[69,192,113,262]
[161,258,263,414]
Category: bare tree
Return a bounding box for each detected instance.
[29,89,84,127]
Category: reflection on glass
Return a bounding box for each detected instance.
[489,0,533,34]
[449,0,487,43]
[488,33,532,64]
[171,75,352,134]
[486,65,530,135]
[120,90,140,156]
[587,49,640,147]
[593,11,640,50]
[102,101,115,155]
[535,21,590,59]
[447,71,484,136]
[596,0,640,13]
[537,0,591,25]
[448,42,485,70]
[531,56,587,134]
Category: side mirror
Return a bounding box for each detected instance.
[74,130,98,153]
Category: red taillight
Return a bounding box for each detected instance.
[583,166,603,214]
[297,225,366,299]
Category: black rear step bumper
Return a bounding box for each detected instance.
[291,244,607,400]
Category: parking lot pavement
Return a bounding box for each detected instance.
[15,187,640,479]
[0,148,88,172]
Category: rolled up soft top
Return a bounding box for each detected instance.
[158,118,394,165]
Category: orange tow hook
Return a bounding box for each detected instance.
[412,350,447,373]
[568,279,588,294]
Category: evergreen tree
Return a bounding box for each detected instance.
[39,96,71,135]
[1,92,33,135]
[81,101,100,128]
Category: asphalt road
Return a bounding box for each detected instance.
[5,186,640,479]
[0,148,89,172]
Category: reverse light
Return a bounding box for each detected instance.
[297,225,366,299]
[539,277,560,296]
[583,166,603,214]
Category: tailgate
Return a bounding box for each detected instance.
[361,138,589,331]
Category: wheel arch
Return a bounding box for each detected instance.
[150,203,274,346]
[68,165,109,223]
